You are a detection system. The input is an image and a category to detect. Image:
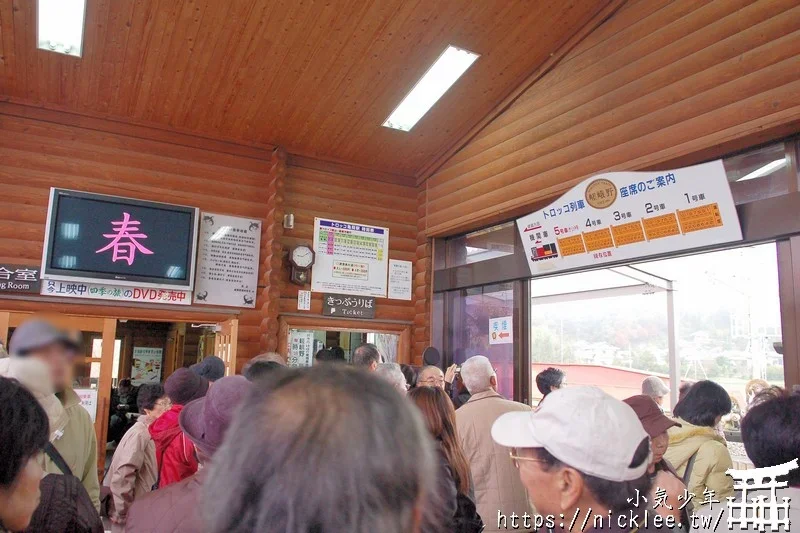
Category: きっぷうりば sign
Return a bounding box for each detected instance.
[323,293,377,319]
[515,160,742,276]
[41,280,191,305]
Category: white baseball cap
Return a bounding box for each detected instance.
[491,386,650,482]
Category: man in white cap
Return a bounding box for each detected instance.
[9,319,100,511]
[492,387,659,533]
[641,376,670,409]
[456,355,533,531]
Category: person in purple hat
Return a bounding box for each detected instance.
[148,368,209,488]
[125,375,251,533]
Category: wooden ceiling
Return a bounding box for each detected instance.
[0,0,612,178]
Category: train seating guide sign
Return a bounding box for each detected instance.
[515,160,742,276]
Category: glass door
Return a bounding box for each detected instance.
[444,282,522,400]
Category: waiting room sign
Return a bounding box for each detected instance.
[515,160,742,276]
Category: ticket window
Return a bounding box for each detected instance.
[287,329,399,367]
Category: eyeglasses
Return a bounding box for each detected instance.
[509,450,548,469]
[155,399,172,408]
[420,378,445,386]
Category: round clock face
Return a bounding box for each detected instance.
[292,246,314,268]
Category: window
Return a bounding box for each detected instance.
[444,222,516,268]
[530,244,783,423]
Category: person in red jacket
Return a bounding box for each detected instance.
[149,368,208,488]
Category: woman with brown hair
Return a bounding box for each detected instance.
[408,386,483,533]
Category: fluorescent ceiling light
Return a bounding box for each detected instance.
[383,45,479,132]
[738,158,787,181]
[37,0,87,57]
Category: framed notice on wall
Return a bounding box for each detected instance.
[194,213,262,308]
[515,160,742,276]
[131,347,163,385]
[311,218,389,298]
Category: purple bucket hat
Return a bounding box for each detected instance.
[179,375,250,456]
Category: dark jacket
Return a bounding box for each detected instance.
[126,468,206,533]
[148,405,198,488]
[24,473,104,533]
[435,442,481,532]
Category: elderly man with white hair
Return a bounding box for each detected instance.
[374,363,408,395]
[455,355,533,532]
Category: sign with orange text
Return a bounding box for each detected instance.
[515,160,742,276]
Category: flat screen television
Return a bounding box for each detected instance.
[41,189,199,290]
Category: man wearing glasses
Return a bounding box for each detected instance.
[455,355,533,531]
[492,387,656,533]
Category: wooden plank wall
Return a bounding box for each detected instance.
[422,0,800,237]
[0,108,274,366]
[279,161,418,358]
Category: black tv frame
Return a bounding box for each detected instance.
[40,188,200,290]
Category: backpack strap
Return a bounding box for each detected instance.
[44,442,73,477]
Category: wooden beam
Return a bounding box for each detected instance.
[288,153,416,188]
[415,0,629,184]
[0,100,275,162]
[778,237,800,389]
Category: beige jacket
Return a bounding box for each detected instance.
[455,389,533,532]
[664,418,734,503]
[104,414,158,523]
[48,388,101,511]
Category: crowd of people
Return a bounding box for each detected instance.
[1,317,799,532]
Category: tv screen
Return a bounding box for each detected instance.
[41,189,199,289]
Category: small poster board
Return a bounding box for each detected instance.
[297,290,312,311]
[41,280,190,305]
[489,316,513,345]
[288,330,315,367]
[131,347,163,385]
[194,213,261,308]
[75,388,98,423]
[388,259,412,301]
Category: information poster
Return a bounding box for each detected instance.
[288,330,315,368]
[297,290,312,311]
[131,347,163,385]
[75,389,98,422]
[489,316,513,345]
[388,259,412,301]
[311,218,389,297]
[41,280,190,305]
[194,213,261,308]
[515,160,742,276]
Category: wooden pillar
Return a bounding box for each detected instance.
[96,318,117,474]
[778,236,800,390]
[259,147,287,355]
[0,311,10,346]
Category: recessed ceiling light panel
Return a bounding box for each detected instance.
[383,45,479,132]
[37,0,87,57]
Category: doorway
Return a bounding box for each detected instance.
[0,312,239,476]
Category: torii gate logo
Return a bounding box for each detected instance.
[726,459,797,531]
[96,212,154,266]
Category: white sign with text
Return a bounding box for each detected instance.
[515,160,742,276]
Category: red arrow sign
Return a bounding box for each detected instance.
[499,332,510,339]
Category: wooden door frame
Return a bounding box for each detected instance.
[278,315,412,364]
[0,311,116,476]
